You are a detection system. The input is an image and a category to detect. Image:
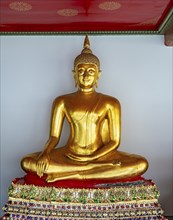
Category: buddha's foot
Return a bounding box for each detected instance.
[112,160,121,166]
[46,172,82,182]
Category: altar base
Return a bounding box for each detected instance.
[2,176,167,220]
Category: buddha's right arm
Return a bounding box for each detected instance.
[41,136,59,154]
[36,136,58,177]
[41,97,65,154]
[36,98,65,176]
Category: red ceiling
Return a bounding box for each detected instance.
[0,0,173,33]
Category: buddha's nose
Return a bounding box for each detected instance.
[83,70,88,77]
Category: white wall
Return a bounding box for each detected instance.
[0,35,172,216]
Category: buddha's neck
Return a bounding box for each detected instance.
[79,87,96,94]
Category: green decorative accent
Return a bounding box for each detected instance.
[108,189,116,202]
[20,188,29,199]
[130,188,137,200]
[137,187,148,199]
[115,188,126,201]
[8,185,14,197]
[7,179,161,204]
[50,187,58,201]
[40,189,50,201]
[29,186,37,199]
[62,189,73,202]
[78,189,88,204]
[93,190,104,203]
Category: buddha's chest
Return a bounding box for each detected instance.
[65,99,106,124]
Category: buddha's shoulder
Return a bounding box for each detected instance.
[53,92,78,104]
[99,93,120,106]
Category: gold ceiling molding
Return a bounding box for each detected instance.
[159,7,173,34]
[99,1,121,11]
[57,9,78,17]
[9,1,32,12]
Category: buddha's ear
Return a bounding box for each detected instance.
[72,70,76,78]
[95,70,101,88]
[97,70,101,79]
[72,70,78,88]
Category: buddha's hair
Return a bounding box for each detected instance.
[74,34,100,70]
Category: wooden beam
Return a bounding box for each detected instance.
[164,29,173,46]
[159,7,173,46]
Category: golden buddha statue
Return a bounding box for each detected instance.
[21,35,148,182]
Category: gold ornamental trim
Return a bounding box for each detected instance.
[9,1,32,12]
[57,9,78,17]
[0,30,159,35]
[98,1,121,11]
[8,180,160,204]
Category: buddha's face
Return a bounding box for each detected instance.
[74,63,100,90]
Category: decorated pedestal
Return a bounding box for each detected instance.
[2,173,166,220]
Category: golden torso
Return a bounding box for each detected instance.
[56,92,113,156]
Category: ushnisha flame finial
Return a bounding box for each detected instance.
[74,34,100,70]
[83,34,90,49]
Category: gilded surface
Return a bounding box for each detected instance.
[21,35,148,182]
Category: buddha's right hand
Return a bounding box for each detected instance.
[36,153,50,177]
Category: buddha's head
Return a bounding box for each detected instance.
[73,35,101,91]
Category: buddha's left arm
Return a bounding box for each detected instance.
[91,99,121,160]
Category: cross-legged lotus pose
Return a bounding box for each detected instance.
[21,35,148,182]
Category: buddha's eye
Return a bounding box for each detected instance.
[88,69,95,75]
[78,69,84,75]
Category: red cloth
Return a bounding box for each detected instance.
[13,172,145,188]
